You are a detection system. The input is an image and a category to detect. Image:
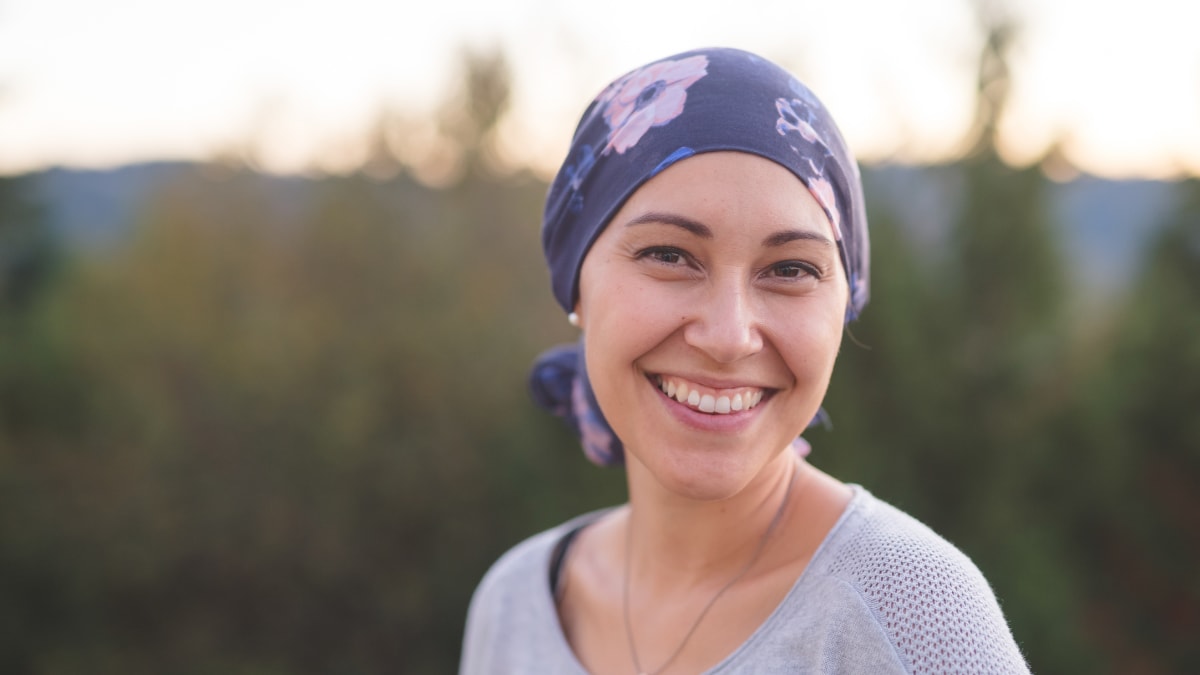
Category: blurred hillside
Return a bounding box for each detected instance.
[2,40,1199,675]
[34,162,1183,305]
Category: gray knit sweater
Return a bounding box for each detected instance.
[460,486,1029,674]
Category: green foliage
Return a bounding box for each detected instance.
[0,175,57,312]
[1059,180,1200,672]
[0,162,627,674]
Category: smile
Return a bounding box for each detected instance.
[652,375,766,415]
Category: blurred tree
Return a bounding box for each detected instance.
[923,11,1080,670]
[1065,179,1200,673]
[819,7,1083,671]
[963,0,1014,159]
[0,175,56,311]
[0,174,94,672]
[438,46,513,182]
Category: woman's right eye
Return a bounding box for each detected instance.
[638,247,686,265]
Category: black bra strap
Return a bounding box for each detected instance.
[548,524,585,601]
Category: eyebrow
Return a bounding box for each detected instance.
[761,229,834,248]
[624,211,712,238]
[624,211,834,248]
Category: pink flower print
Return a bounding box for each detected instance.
[775,97,821,143]
[807,176,842,239]
[601,55,708,155]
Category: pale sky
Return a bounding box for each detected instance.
[1,0,1198,179]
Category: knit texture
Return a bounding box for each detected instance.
[826,501,1028,673]
[460,486,1030,674]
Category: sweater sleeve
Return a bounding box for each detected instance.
[825,498,1030,674]
[459,517,598,675]
[459,547,508,675]
[459,531,553,675]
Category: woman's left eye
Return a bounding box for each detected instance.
[769,261,819,279]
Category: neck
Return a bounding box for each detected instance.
[623,452,801,588]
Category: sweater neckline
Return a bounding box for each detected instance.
[538,485,871,673]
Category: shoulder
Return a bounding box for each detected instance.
[467,508,610,609]
[815,488,1030,674]
[465,514,579,630]
[460,511,608,675]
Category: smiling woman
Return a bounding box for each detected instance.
[460,47,1029,674]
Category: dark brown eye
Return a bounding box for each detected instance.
[637,246,687,265]
[770,261,820,279]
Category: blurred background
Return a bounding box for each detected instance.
[1,0,1198,673]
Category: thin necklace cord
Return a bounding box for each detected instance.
[622,466,799,675]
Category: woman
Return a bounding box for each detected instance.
[461,47,1028,674]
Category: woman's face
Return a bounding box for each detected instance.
[576,151,848,501]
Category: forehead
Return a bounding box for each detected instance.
[610,151,834,239]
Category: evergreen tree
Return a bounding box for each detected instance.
[823,10,1083,670]
[1068,179,1200,672]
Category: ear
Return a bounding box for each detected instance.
[569,302,584,329]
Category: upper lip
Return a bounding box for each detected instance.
[646,370,777,392]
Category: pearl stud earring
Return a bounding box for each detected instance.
[567,312,580,327]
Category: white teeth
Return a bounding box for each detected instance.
[656,377,765,415]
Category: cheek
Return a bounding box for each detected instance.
[586,285,679,370]
[773,301,845,378]
[579,270,683,419]
[581,261,675,339]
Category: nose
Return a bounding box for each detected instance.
[683,275,764,364]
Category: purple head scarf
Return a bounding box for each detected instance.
[529,47,869,467]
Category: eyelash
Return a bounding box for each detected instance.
[635,246,822,281]
[638,246,689,265]
[770,261,822,279]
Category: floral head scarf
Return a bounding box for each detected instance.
[530,47,869,467]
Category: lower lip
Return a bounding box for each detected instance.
[651,379,764,433]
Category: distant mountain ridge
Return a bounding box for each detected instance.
[31,162,1179,300]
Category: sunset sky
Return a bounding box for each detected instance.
[1,0,1197,179]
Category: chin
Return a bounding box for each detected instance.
[631,439,785,503]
